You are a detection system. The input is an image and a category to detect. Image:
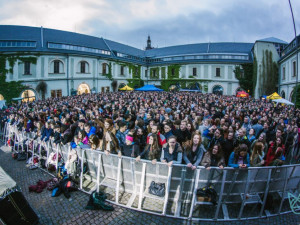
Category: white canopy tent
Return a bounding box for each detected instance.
[0,100,6,109]
[272,98,295,105]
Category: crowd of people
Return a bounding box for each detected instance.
[1,91,300,170]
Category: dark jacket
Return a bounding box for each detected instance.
[41,128,53,142]
[183,144,206,167]
[139,145,160,161]
[121,144,140,157]
[161,143,183,164]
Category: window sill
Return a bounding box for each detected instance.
[23,74,32,75]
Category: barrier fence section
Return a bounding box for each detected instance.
[0,122,300,221]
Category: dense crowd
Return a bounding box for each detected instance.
[1,91,300,170]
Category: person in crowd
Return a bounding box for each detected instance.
[265,137,285,166]
[116,121,129,150]
[228,144,250,168]
[221,131,236,166]
[250,142,265,167]
[52,125,62,146]
[207,127,224,150]
[121,134,140,157]
[242,116,252,135]
[174,120,191,146]
[183,132,206,170]
[41,122,53,142]
[136,134,161,164]
[95,118,121,156]
[88,134,101,150]
[236,128,251,149]
[163,122,174,141]
[247,128,256,145]
[251,118,263,138]
[250,132,268,155]
[147,123,167,147]
[71,130,88,148]
[201,144,225,169]
[84,123,96,138]
[161,136,183,167]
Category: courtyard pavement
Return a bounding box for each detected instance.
[0,143,299,225]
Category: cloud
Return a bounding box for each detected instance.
[0,0,299,49]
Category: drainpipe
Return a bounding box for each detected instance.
[67,54,69,96]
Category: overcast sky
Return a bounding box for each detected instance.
[0,0,299,49]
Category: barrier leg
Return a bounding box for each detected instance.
[162,166,173,215]
[214,170,227,220]
[115,157,122,204]
[174,167,187,217]
[188,168,200,219]
[260,168,272,217]
[138,163,146,210]
[238,170,251,219]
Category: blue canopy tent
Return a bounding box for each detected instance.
[135,85,163,91]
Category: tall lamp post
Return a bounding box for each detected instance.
[288,0,298,105]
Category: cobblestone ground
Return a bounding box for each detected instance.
[0,143,299,225]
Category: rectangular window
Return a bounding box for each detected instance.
[161,67,166,79]
[51,90,56,98]
[171,68,175,76]
[283,67,286,80]
[152,69,156,77]
[145,69,148,77]
[54,61,60,73]
[102,64,107,75]
[80,62,86,73]
[51,90,62,98]
[216,68,221,77]
[57,89,62,97]
[120,66,124,75]
[193,67,197,76]
[292,61,296,77]
[24,61,31,75]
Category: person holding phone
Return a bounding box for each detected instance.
[228,144,250,168]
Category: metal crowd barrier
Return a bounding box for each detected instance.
[1,122,300,221]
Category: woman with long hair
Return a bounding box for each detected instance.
[95,118,121,156]
[250,142,265,166]
[136,133,161,164]
[228,144,250,168]
[201,144,225,169]
[183,132,206,170]
[250,132,268,154]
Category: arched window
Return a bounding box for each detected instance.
[212,85,223,95]
[280,90,286,99]
[78,83,91,95]
[51,60,64,74]
[21,89,36,102]
[79,61,89,73]
[102,63,108,75]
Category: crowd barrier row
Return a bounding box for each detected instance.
[0,122,299,221]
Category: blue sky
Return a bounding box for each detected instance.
[0,0,299,49]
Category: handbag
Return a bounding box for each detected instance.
[148,181,165,197]
[196,186,217,205]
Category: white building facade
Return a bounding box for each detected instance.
[278,36,300,101]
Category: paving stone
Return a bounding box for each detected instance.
[0,143,299,225]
